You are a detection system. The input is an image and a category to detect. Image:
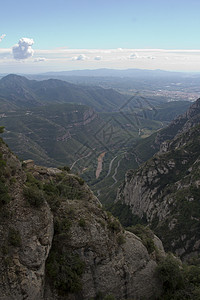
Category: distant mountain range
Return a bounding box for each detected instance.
[0,74,127,112]
[40,68,200,78]
[2,68,200,79]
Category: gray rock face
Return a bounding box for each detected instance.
[117,99,200,260]
[117,157,175,223]
[153,98,200,151]
[0,142,54,300]
[0,141,163,300]
[48,197,162,300]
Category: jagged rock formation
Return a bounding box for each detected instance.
[154,98,200,151]
[0,140,54,300]
[117,99,200,260]
[0,138,164,300]
[128,99,200,165]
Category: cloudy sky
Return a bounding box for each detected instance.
[1,0,200,73]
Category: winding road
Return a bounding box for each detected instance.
[111,158,122,186]
[71,151,92,170]
[105,155,118,178]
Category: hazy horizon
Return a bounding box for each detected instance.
[1,0,200,73]
[2,67,200,77]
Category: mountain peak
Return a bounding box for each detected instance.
[186,97,200,117]
[0,74,30,87]
[1,73,28,81]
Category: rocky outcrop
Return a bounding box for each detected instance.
[153,98,200,151]
[0,138,164,299]
[0,141,54,300]
[72,108,98,127]
[117,99,200,260]
[44,194,162,300]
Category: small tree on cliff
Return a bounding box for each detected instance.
[0,126,4,134]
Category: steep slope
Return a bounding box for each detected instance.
[128,98,200,164]
[117,99,200,260]
[0,137,54,299]
[0,74,41,108]
[1,103,99,166]
[153,98,200,150]
[1,102,145,169]
[0,74,127,112]
[91,102,190,208]
[0,136,164,300]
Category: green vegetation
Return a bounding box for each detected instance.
[78,218,86,229]
[19,166,88,296]
[0,85,166,205]
[106,212,121,233]
[46,248,85,294]
[0,180,11,207]
[43,182,61,211]
[0,74,127,112]
[0,152,11,208]
[47,199,85,295]
[24,171,46,207]
[106,201,147,227]
[8,227,21,247]
[54,216,71,235]
[56,174,85,200]
[43,182,59,196]
[157,254,184,293]
[130,131,158,162]
[0,154,6,174]
[59,165,71,172]
[108,219,121,233]
[0,126,4,134]
[154,183,200,255]
[117,234,126,245]
[157,254,200,300]
[116,124,200,259]
[127,224,156,254]
[25,172,43,189]
[24,186,45,207]
[74,175,85,186]
[23,170,86,210]
[143,101,191,122]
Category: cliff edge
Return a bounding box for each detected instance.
[0,137,163,300]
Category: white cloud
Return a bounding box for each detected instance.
[0,48,11,56]
[0,34,6,42]
[129,53,138,59]
[34,57,47,62]
[12,37,34,60]
[146,56,156,60]
[72,54,88,61]
[94,56,102,61]
[129,52,156,60]
[2,46,200,73]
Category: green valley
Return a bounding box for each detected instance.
[0,74,192,209]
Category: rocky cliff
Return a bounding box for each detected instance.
[129,98,200,165]
[153,98,200,151]
[0,137,164,300]
[117,99,200,260]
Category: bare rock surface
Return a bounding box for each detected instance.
[0,140,163,299]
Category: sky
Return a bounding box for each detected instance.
[1,0,200,73]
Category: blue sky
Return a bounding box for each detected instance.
[1,0,200,73]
